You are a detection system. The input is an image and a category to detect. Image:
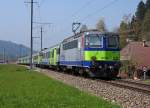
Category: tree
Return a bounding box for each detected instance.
[80,24,88,32]
[146,0,150,10]
[119,21,129,48]
[130,15,141,41]
[96,18,107,32]
[142,9,150,41]
[133,1,146,41]
[135,1,146,22]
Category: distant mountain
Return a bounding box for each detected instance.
[0,40,33,60]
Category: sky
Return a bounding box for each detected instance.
[0,0,146,51]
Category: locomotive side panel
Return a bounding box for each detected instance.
[60,34,84,67]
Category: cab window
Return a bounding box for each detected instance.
[85,34,103,48]
[107,36,119,48]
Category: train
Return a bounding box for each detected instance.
[18,29,121,78]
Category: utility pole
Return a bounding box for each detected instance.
[19,45,22,58]
[33,22,51,51]
[25,0,38,70]
[3,48,5,63]
[40,27,43,51]
[30,0,33,69]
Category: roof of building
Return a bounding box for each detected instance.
[121,41,150,69]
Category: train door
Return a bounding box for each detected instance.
[53,48,57,65]
[49,51,51,65]
[39,52,43,64]
[50,49,52,65]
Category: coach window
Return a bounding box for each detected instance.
[45,53,47,58]
[63,43,67,50]
[63,40,78,50]
[44,53,46,58]
[46,52,50,58]
[57,48,60,54]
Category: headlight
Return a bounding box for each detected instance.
[99,66,102,68]
[109,66,113,69]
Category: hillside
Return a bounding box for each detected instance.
[0,40,31,60]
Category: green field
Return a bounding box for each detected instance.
[0,64,120,108]
[145,79,150,83]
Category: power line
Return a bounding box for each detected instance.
[80,0,119,22]
[36,3,42,22]
[61,0,119,35]
[35,0,96,37]
[26,0,51,51]
[34,0,47,23]
[58,0,96,34]
[3,48,5,63]
[72,0,97,19]
[39,0,46,7]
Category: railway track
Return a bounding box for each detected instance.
[34,67,150,108]
[97,79,150,95]
[34,66,150,95]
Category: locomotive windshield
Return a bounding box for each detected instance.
[107,36,119,48]
[85,34,103,48]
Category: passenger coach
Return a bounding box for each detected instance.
[18,29,121,78]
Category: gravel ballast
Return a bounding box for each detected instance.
[38,69,150,108]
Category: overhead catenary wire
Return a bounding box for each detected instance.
[37,3,42,22]
[57,0,97,34]
[35,0,97,36]
[61,0,119,35]
[80,0,119,22]
[31,0,52,51]
[32,0,120,41]
[72,0,97,19]
[39,0,46,7]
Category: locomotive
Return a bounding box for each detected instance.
[18,29,121,78]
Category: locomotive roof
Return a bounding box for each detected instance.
[62,29,119,42]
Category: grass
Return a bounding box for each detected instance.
[0,64,120,108]
[145,79,150,83]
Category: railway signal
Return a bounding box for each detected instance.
[143,66,148,80]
